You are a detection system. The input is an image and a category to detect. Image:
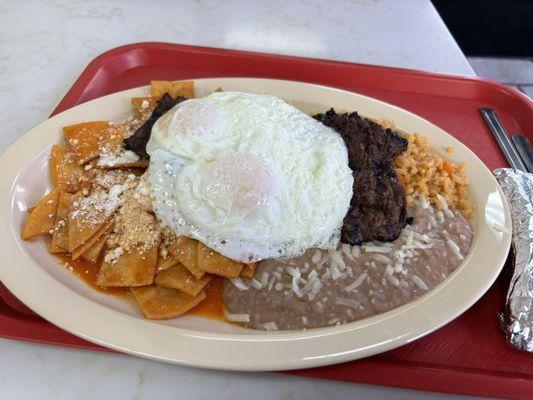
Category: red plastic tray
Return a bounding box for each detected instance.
[2,42,533,399]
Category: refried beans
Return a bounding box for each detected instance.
[223,199,473,330]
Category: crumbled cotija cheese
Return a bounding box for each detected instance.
[91,169,134,190]
[97,149,140,168]
[70,189,118,228]
[104,246,124,264]
[106,184,160,253]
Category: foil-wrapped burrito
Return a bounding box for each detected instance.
[494,168,533,351]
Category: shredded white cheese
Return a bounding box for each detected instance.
[406,230,414,246]
[286,266,300,278]
[311,250,322,264]
[223,309,250,322]
[230,278,250,291]
[263,322,278,331]
[267,276,275,291]
[344,273,368,292]
[342,243,355,261]
[362,245,392,253]
[249,278,262,290]
[328,249,346,269]
[412,275,429,290]
[444,209,454,219]
[335,297,360,308]
[260,272,270,288]
[307,280,323,301]
[446,239,464,260]
[385,265,400,286]
[308,270,318,280]
[373,254,393,264]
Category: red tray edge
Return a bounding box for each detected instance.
[52,42,533,117]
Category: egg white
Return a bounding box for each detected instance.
[146,91,353,262]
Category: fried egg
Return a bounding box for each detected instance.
[146,91,353,262]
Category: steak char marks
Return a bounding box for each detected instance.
[313,109,408,245]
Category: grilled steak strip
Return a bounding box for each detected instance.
[124,93,186,158]
[313,109,408,244]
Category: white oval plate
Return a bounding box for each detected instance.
[0,78,511,371]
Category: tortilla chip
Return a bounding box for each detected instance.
[151,80,195,99]
[50,144,83,193]
[98,159,149,170]
[97,244,158,287]
[214,87,224,92]
[68,191,117,252]
[168,237,205,279]
[81,168,139,193]
[130,285,206,319]
[81,223,111,262]
[197,242,243,279]
[155,263,213,297]
[131,96,156,114]
[63,121,110,164]
[240,262,257,278]
[71,219,113,260]
[50,192,75,253]
[22,190,59,240]
[63,122,125,165]
[156,253,178,272]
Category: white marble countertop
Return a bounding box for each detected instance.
[0,1,477,399]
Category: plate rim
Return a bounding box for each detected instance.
[0,77,512,371]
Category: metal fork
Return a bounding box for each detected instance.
[479,108,528,172]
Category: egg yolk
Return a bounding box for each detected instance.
[173,101,224,140]
[206,153,278,214]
